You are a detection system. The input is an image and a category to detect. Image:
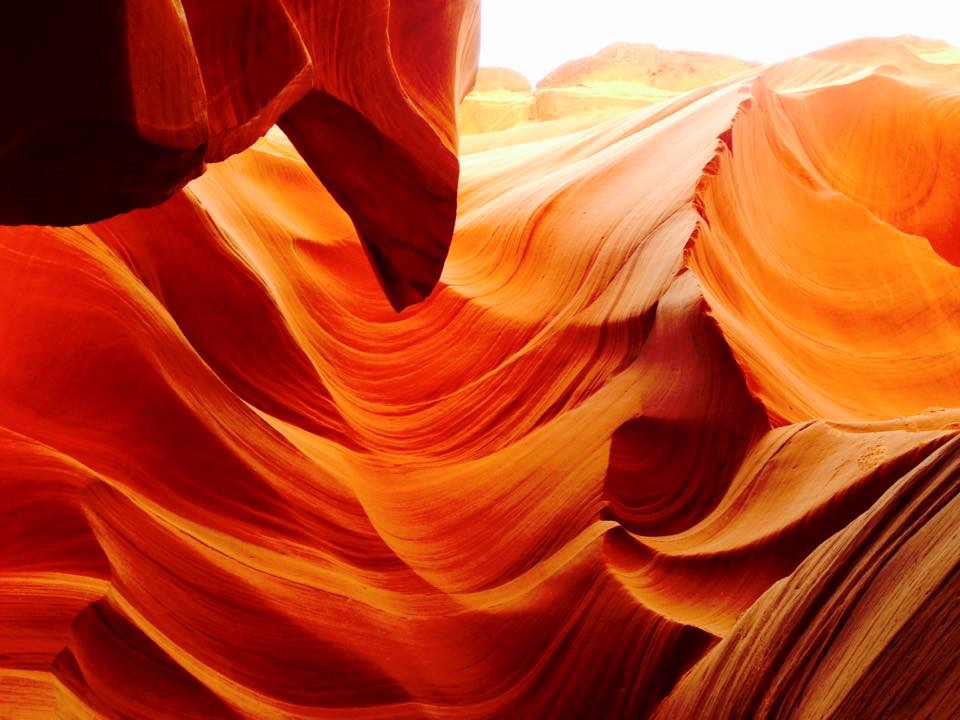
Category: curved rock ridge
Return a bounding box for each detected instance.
[0,0,480,310]
[1,36,960,718]
[689,44,960,423]
[654,432,960,719]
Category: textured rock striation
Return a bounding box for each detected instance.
[1,27,959,720]
[0,0,480,310]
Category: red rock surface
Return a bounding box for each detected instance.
[0,0,480,310]
[1,20,959,720]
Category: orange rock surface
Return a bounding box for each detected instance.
[1,23,960,720]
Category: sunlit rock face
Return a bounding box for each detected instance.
[1,15,960,720]
[458,43,758,134]
[457,67,538,134]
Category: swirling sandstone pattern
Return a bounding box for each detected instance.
[0,0,480,310]
[2,29,959,720]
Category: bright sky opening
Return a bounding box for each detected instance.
[479,0,959,83]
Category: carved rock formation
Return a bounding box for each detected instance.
[1,29,959,719]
